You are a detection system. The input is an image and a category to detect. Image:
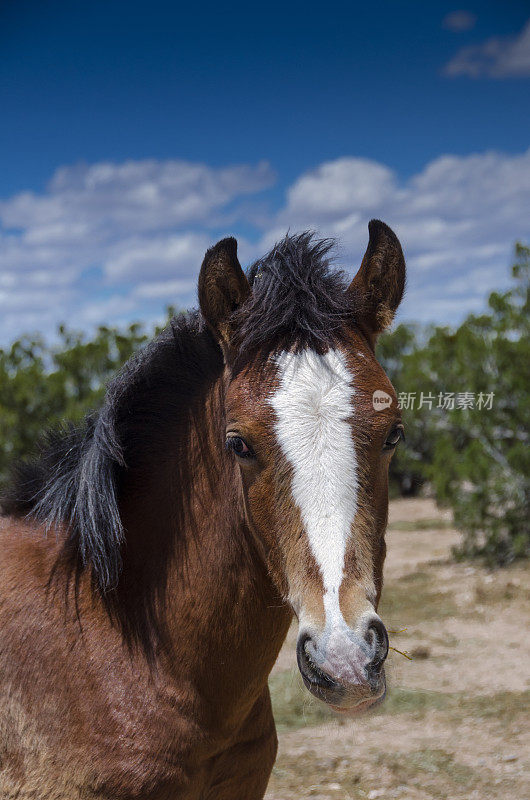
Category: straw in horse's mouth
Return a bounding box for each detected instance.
[387,627,412,660]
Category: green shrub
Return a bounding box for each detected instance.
[0,322,150,488]
[378,243,530,565]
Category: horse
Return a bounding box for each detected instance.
[0,219,406,799]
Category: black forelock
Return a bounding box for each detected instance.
[234,231,356,356]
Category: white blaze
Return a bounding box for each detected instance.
[271,349,358,627]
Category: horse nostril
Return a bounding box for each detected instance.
[366,618,389,672]
[296,634,337,690]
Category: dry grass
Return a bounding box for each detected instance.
[266,498,530,800]
[379,570,459,624]
[270,670,530,732]
[387,518,452,532]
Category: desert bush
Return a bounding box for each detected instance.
[378,243,529,565]
[0,322,149,488]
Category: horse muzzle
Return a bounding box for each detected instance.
[296,616,388,713]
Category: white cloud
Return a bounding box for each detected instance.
[0,159,274,340]
[442,11,477,33]
[1,150,529,342]
[285,159,395,222]
[267,149,530,324]
[76,295,138,326]
[0,158,273,280]
[444,19,530,77]
[105,233,210,281]
[133,278,197,300]
[1,159,274,234]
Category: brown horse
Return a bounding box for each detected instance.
[0,219,406,799]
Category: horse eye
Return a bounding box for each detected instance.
[226,436,254,459]
[384,425,404,451]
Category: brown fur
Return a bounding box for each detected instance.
[0,221,405,798]
[0,401,292,798]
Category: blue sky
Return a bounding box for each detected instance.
[1,0,529,341]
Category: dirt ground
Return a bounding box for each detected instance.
[265,498,530,800]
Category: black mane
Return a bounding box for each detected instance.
[236,231,354,354]
[2,313,223,655]
[1,232,355,653]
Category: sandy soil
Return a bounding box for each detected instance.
[265,498,530,800]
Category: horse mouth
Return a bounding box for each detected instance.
[329,683,387,716]
[297,633,386,711]
[300,672,386,714]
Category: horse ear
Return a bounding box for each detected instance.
[198,237,250,348]
[348,220,406,338]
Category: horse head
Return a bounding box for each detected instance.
[198,220,406,713]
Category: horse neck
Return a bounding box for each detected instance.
[119,374,291,713]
